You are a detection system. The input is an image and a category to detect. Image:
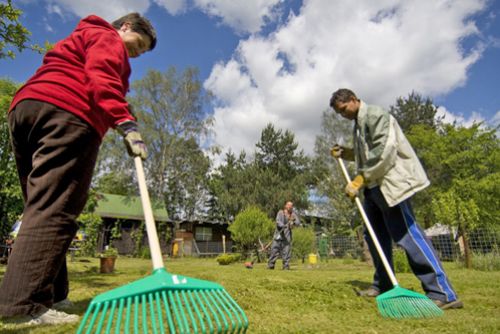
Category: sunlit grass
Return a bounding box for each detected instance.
[1,256,499,333]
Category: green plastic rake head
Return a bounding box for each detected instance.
[376,285,443,319]
[77,158,248,333]
[76,268,248,333]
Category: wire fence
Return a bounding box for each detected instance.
[318,227,500,270]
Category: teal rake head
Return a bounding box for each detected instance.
[376,285,444,319]
[76,268,248,334]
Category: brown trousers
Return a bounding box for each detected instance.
[0,100,100,317]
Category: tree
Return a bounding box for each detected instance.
[228,206,274,258]
[313,109,357,236]
[96,67,213,220]
[389,91,440,132]
[0,78,23,238]
[292,227,316,263]
[252,123,311,216]
[408,122,500,267]
[208,124,311,221]
[0,0,47,59]
[207,151,250,221]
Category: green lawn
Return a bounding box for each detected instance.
[1,256,499,333]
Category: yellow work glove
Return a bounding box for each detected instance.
[345,175,364,199]
[330,145,355,160]
[116,121,147,160]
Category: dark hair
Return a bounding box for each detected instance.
[111,13,157,51]
[329,88,358,108]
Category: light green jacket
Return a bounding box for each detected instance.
[353,101,430,207]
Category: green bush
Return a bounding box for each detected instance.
[229,206,274,256]
[393,248,411,273]
[470,252,500,271]
[216,253,241,265]
[293,227,316,262]
[138,247,151,259]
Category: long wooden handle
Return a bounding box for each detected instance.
[337,158,398,286]
[134,157,165,270]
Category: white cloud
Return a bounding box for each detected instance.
[193,0,284,34]
[436,106,485,127]
[205,0,487,156]
[490,110,500,127]
[44,0,150,21]
[153,0,187,15]
[152,0,284,33]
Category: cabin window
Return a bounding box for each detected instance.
[195,226,212,241]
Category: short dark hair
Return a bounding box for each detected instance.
[112,12,157,51]
[329,88,358,108]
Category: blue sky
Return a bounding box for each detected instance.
[1,0,499,155]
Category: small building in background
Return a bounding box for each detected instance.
[93,193,172,255]
[92,193,233,257]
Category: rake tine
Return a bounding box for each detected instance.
[105,300,117,334]
[212,290,236,332]
[200,290,223,333]
[205,290,229,333]
[216,290,244,333]
[174,290,190,333]
[77,303,94,334]
[168,290,186,333]
[181,290,199,333]
[125,297,132,334]
[86,303,102,334]
[194,290,215,334]
[142,294,149,334]
[96,301,110,333]
[161,291,175,331]
[148,293,159,334]
[187,291,207,334]
[115,298,125,334]
[134,295,140,334]
[221,290,248,331]
[154,292,166,334]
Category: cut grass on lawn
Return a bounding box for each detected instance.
[1,257,499,333]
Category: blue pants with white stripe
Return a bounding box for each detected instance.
[363,187,458,303]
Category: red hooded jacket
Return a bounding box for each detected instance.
[9,15,134,138]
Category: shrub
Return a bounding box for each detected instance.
[470,251,500,271]
[98,246,118,258]
[393,248,411,273]
[229,206,274,256]
[293,227,316,262]
[216,253,241,265]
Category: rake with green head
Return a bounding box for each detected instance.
[337,157,443,319]
[76,157,248,333]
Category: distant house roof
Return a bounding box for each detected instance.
[425,224,456,237]
[94,193,169,222]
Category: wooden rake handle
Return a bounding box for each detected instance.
[135,157,165,270]
[337,158,399,286]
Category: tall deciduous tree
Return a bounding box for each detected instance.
[96,67,213,220]
[0,0,47,59]
[313,109,357,236]
[408,123,499,267]
[0,78,23,238]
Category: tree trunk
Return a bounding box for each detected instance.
[356,228,372,263]
[459,224,472,269]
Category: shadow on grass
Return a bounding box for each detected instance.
[347,280,372,295]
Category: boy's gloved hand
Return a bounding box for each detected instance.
[331,145,354,160]
[345,175,364,199]
[116,121,147,160]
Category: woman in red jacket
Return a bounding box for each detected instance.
[0,12,156,326]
